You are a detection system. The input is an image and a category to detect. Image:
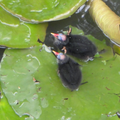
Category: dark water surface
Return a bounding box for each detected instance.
[0,0,120,61]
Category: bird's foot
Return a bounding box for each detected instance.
[62,47,67,54]
[89,57,94,61]
[84,56,94,62]
[67,28,72,35]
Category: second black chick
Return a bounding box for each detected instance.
[51,30,97,61]
[53,51,82,91]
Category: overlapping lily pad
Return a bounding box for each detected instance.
[1,27,120,119]
[0,6,48,48]
[0,0,86,23]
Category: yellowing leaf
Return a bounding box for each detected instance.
[89,0,120,45]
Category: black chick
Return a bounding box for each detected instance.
[51,29,97,61]
[52,51,82,91]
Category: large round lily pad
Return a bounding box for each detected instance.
[0,0,86,23]
[1,27,120,119]
[0,6,48,48]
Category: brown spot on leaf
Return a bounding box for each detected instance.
[103,104,107,108]
[64,98,68,100]
[16,100,19,105]
[33,77,40,83]
[39,47,43,52]
[37,87,41,92]
[106,87,110,90]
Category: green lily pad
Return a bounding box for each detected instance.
[0,0,86,23]
[0,45,58,119]
[1,28,120,119]
[0,6,48,48]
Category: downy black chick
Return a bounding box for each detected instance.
[53,51,82,91]
[51,29,97,61]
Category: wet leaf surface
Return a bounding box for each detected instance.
[0,28,120,119]
[0,6,48,48]
[0,0,86,23]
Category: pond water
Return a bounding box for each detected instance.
[0,0,120,60]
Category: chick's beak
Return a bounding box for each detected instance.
[51,33,59,38]
[52,50,59,56]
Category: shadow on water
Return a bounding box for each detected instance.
[0,0,120,61]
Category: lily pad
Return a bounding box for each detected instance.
[0,45,58,119]
[88,0,120,46]
[0,6,48,48]
[1,28,120,119]
[0,0,86,23]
